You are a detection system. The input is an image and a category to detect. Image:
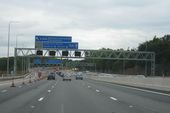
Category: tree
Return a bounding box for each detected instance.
[138,35,170,76]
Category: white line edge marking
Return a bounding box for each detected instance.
[48,90,51,93]
[96,89,100,92]
[112,83,170,97]
[38,97,44,101]
[110,97,117,101]
[1,90,7,93]
[99,81,170,97]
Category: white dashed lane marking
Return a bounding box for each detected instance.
[18,86,22,88]
[1,89,7,93]
[38,97,44,102]
[30,105,35,109]
[129,105,133,108]
[48,90,51,93]
[88,86,91,88]
[96,89,100,92]
[110,97,118,101]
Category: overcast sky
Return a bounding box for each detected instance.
[0,0,169,57]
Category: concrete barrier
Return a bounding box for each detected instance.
[0,76,23,81]
[87,72,170,91]
[0,73,31,81]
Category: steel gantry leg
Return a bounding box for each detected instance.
[14,48,17,76]
[151,53,155,76]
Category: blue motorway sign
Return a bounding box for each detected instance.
[35,35,72,42]
[33,58,62,65]
[33,58,41,64]
[43,42,78,49]
[45,59,62,65]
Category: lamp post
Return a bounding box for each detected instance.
[14,34,23,75]
[15,34,23,48]
[7,21,19,75]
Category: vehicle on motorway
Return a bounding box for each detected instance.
[75,72,83,80]
[47,72,56,80]
[56,71,64,77]
[63,74,72,81]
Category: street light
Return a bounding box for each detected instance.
[16,34,23,48]
[14,34,23,75]
[7,21,19,75]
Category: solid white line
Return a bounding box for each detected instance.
[113,83,170,97]
[96,89,100,92]
[1,89,7,93]
[110,97,117,101]
[102,81,170,97]
[38,97,44,101]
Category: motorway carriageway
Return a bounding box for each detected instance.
[0,76,170,113]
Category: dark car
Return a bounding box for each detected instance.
[47,73,55,80]
[57,72,64,77]
[75,72,83,80]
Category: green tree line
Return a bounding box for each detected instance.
[83,35,170,76]
[138,35,170,76]
[0,57,29,75]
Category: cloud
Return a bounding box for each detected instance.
[0,0,169,57]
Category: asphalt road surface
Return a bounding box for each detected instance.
[0,76,170,113]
